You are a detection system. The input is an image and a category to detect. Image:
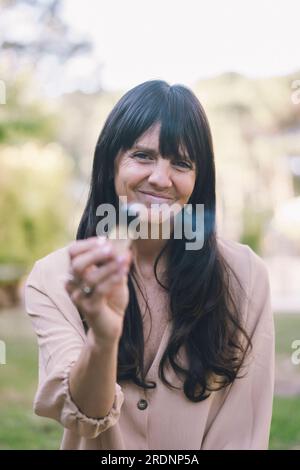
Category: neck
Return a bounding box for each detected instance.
[132,237,167,261]
[131,234,169,281]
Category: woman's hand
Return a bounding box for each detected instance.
[64,236,133,343]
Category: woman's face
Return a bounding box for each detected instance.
[114,122,197,225]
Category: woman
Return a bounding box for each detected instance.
[24,80,275,450]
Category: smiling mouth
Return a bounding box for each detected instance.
[138,191,173,201]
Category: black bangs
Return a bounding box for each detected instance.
[105,80,167,155]
[105,80,200,172]
[158,86,198,167]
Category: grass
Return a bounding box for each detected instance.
[269,314,300,449]
[0,308,300,449]
[0,405,62,450]
[0,308,62,450]
[269,397,300,450]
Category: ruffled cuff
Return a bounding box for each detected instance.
[59,359,124,439]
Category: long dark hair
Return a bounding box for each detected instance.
[76,79,252,402]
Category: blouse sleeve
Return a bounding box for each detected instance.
[201,248,275,450]
[24,259,125,439]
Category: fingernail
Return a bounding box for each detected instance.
[97,236,106,244]
[116,255,126,264]
[102,245,112,254]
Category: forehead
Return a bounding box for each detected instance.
[134,122,160,147]
[133,123,188,157]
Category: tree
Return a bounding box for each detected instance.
[0,0,92,65]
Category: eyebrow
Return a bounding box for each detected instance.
[132,144,159,155]
[132,144,191,161]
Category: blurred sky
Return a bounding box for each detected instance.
[58,0,300,93]
[3,0,298,94]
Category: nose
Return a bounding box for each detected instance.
[147,158,172,189]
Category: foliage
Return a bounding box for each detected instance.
[0,142,74,269]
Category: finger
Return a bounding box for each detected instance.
[83,254,131,286]
[61,273,79,284]
[71,244,116,277]
[93,271,126,296]
[64,278,81,298]
[82,259,121,286]
[68,236,107,259]
[122,249,133,270]
[69,286,84,304]
[70,283,100,304]
[70,272,128,311]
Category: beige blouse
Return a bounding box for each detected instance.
[23,235,275,450]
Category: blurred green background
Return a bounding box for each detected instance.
[1,0,300,450]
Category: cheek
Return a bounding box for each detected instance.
[120,161,148,184]
[115,161,146,194]
[176,174,196,200]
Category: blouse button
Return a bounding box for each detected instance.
[137,398,148,410]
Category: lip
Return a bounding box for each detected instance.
[138,190,173,201]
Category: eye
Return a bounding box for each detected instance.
[173,160,193,170]
[132,152,153,161]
